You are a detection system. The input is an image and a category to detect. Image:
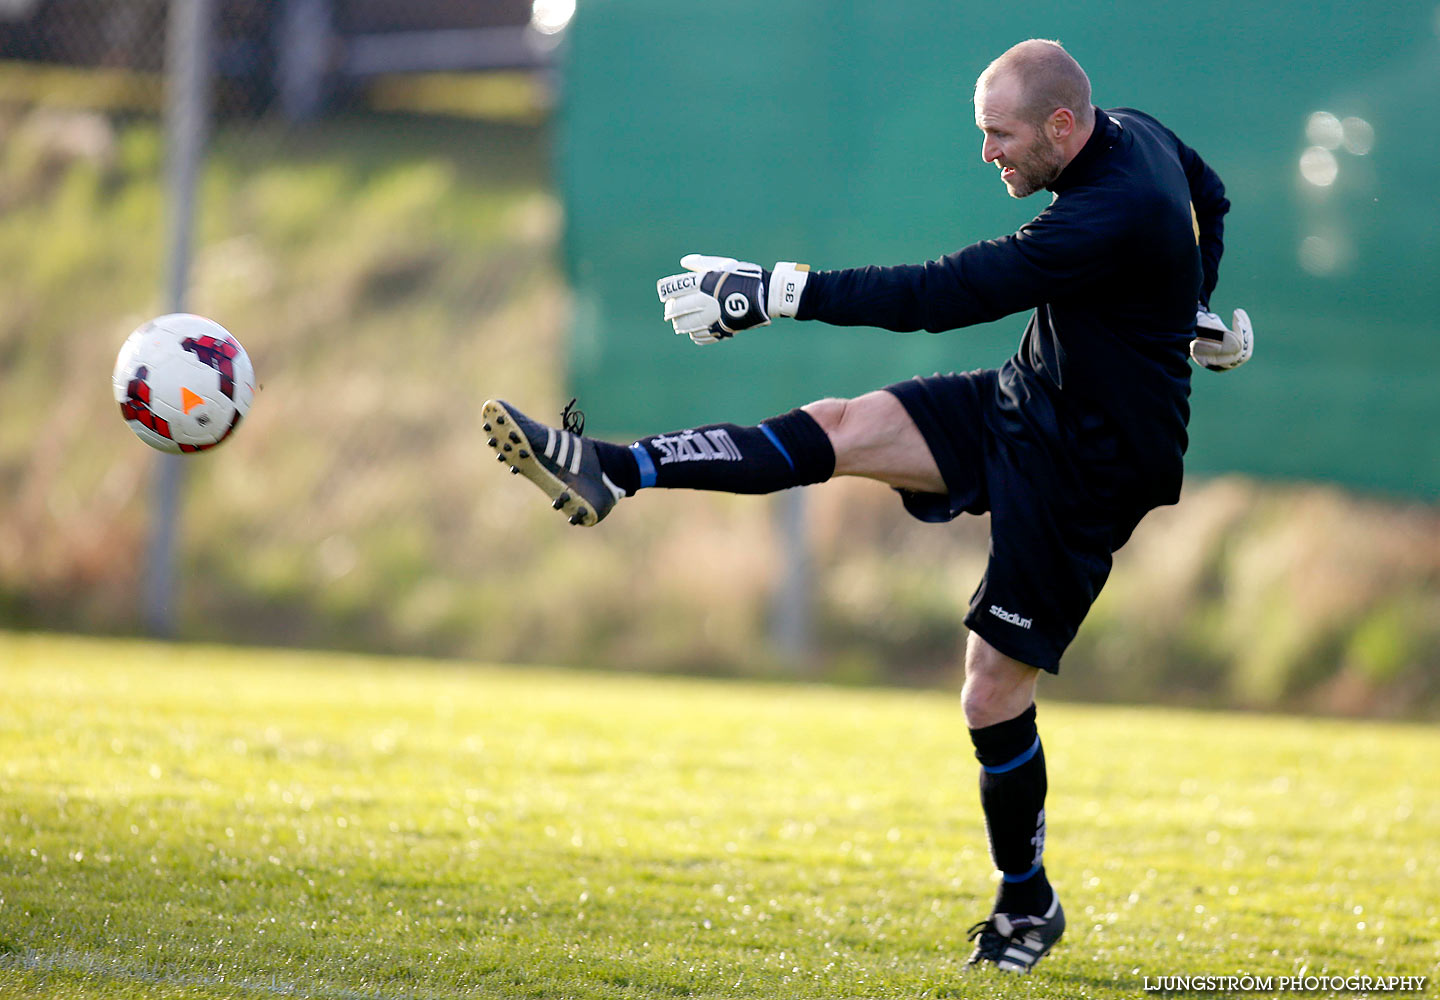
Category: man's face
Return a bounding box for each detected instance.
[975,78,1063,198]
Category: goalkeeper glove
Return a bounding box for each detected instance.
[657,254,810,345]
[1191,307,1254,372]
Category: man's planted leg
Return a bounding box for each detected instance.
[962,634,1064,973]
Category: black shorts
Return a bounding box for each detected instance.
[884,371,1149,674]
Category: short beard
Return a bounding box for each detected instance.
[1003,131,1065,198]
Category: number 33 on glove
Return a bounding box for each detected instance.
[657,254,810,345]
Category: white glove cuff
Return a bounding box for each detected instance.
[767,262,810,319]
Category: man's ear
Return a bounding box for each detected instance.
[1049,107,1075,140]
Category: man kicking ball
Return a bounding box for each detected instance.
[482,38,1252,973]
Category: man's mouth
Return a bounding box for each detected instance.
[1000,166,1016,182]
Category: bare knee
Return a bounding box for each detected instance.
[802,392,944,492]
[801,397,849,438]
[800,394,910,466]
[961,633,1041,728]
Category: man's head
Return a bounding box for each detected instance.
[974,40,1095,198]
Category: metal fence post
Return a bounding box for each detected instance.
[772,489,814,669]
[144,0,212,636]
[278,0,334,122]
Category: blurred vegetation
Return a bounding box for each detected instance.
[0,107,1435,717]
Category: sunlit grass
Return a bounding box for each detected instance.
[1,632,1437,998]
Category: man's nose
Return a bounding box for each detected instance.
[981,136,1000,163]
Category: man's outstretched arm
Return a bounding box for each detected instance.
[658,199,1118,341]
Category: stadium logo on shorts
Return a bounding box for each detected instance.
[989,605,1033,630]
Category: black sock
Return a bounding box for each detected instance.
[592,439,641,495]
[595,408,834,496]
[969,703,1053,916]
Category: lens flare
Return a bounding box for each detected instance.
[1299,146,1339,187]
[1341,117,1374,155]
[1305,111,1343,150]
[530,0,576,34]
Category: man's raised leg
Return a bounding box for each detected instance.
[482,388,946,525]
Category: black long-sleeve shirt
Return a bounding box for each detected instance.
[797,108,1230,508]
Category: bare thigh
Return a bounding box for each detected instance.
[803,390,946,494]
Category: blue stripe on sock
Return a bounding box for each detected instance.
[758,423,795,470]
[982,735,1041,775]
[629,442,657,489]
[1002,862,1043,884]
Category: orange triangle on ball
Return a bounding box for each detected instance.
[181,387,204,414]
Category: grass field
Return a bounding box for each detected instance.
[1,632,1436,999]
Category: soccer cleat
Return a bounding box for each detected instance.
[965,895,1065,974]
[481,399,624,527]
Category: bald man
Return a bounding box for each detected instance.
[483,39,1249,974]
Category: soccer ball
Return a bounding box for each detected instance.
[113,313,255,454]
